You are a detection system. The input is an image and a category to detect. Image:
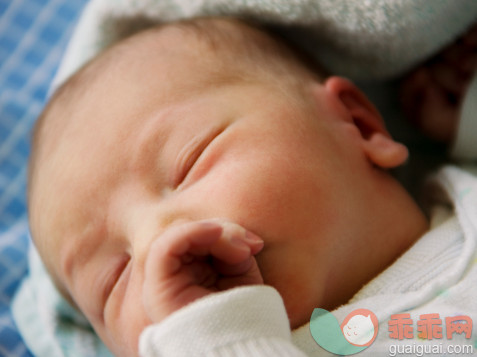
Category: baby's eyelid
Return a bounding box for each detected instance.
[174,126,226,187]
[174,140,204,187]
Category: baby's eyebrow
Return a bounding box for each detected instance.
[127,108,171,186]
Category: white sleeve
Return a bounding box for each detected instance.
[138,285,309,357]
[450,72,477,160]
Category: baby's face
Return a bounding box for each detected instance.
[31,31,368,356]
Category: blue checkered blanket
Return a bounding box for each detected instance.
[0,1,88,355]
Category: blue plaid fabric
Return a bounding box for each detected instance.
[0,0,88,355]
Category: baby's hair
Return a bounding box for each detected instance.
[172,17,326,86]
[27,16,326,307]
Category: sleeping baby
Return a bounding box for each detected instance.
[27,17,477,356]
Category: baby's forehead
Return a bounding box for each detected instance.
[35,26,227,149]
[30,23,243,237]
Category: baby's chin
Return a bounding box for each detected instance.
[288,303,315,329]
[255,254,322,329]
[274,282,321,329]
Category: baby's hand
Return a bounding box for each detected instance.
[400,24,477,143]
[142,219,264,323]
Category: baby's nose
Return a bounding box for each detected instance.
[127,210,192,265]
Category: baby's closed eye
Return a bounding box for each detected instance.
[173,126,226,188]
[101,254,131,321]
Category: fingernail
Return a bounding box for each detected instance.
[199,221,222,229]
[244,230,264,244]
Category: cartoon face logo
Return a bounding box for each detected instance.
[341,309,379,347]
[310,308,379,355]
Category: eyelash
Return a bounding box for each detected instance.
[175,127,225,187]
[175,142,207,187]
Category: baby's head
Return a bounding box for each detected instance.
[28,18,427,356]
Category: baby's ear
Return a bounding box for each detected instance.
[324,76,409,169]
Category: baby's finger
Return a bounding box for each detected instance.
[462,24,477,47]
[216,257,264,290]
[208,221,264,265]
[430,62,467,97]
[417,85,458,143]
[440,41,477,77]
[400,67,429,122]
[459,53,477,76]
[212,255,254,276]
[148,221,223,279]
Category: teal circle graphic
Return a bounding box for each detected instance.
[310,308,377,355]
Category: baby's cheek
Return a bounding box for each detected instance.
[231,156,318,235]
